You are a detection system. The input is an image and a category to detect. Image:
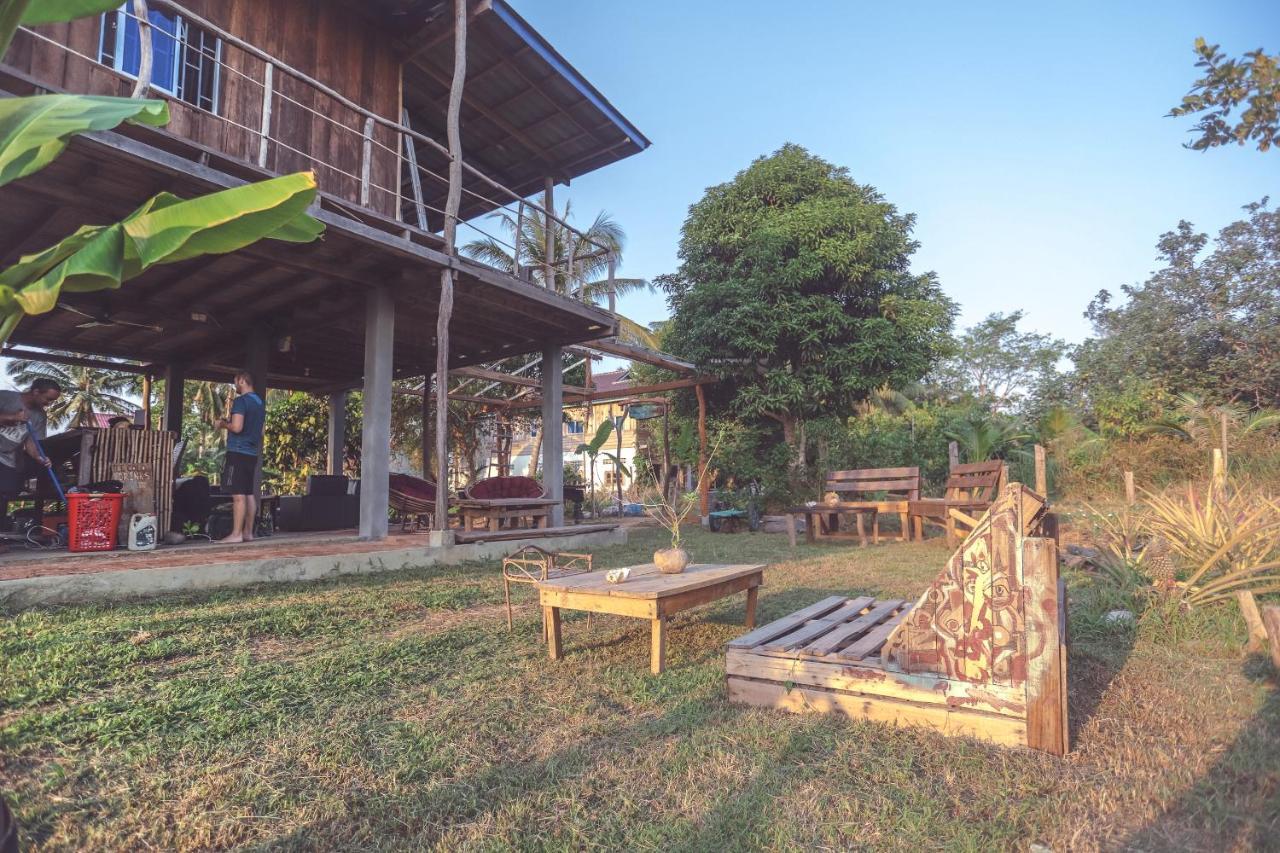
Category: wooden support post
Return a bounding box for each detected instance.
[541,346,565,526]
[1123,471,1136,505]
[543,177,555,289]
[1212,448,1225,486]
[141,373,152,429]
[513,199,524,277]
[1034,444,1047,496]
[433,0,467,530]
[360,287,394,540]
[162,363,185,434]
[420,376,432,479]
[401,109,428,230]
[359,116,376,208]
[607,255,617,314]
[1023,536,1068,756]
[327,391,347,476]
[948,440,960,469]
[696,382,709,524]
[257,62,274,168]
[1262,606,1280,671]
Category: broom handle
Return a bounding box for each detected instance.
[24,420,66,503]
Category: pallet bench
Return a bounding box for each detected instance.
[730,482,1068,755]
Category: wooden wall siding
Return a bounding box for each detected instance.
[6,1,401,217]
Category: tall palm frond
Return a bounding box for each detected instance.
[7,354,133,428]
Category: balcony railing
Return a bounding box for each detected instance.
[11,0,617,302]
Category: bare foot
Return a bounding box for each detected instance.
[217,535,244,544]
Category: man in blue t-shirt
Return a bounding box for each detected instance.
[215,371,266,543]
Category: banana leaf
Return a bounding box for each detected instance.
[2,0,130,70]
[0,171,323,342]
[0,94,169,187]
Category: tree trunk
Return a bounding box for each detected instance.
[530,426,543,478]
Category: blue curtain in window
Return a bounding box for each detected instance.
[120,8,180,93]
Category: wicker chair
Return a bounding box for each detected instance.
[501,544,593,632]
[388,473,438,532]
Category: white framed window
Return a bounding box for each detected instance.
[99,4,221,113]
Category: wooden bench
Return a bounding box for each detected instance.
[787,467,920,547]
[908,460,1005,547]
[730,483,1068,755]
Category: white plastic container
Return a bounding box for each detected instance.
[127,513,159,551]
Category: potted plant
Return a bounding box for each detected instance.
[643,437,719,573]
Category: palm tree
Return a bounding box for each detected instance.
[1141,392,1280,449]
[7,355,134,428]
[944,411,1032,464]
[463,200,657,346]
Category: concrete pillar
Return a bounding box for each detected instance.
[359,288,394,540]
[540,346,564,526]
[245,327,271,495]
[162,363,185,434]
[245,327,270,399]
[328,391,347,477]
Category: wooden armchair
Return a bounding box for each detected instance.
[730,483,1068,755]
[908,460,1004,547]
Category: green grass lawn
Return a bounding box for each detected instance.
[2,526,1277,851]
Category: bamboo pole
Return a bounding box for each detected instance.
[141,373,152,428]
[433,0,466,530]
[129,0,153,99]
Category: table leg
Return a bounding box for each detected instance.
[787,513,797,548]
[805,512,815,544]
[545,606,562,660]
[899,510,910,542]
[745,585,759,629]
[854,513,867,547]
[650,616,667,674]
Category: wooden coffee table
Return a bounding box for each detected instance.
[537,563,766,674]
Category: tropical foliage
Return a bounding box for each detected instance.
[1073,200,1280,411]
[6,355,133,427]
[0,0,323,344]
[659,144,956,468]
[1171,38,1279,152]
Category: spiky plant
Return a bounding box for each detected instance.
[1141,481,1280,606]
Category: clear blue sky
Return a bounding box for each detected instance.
[519,0,1279,346]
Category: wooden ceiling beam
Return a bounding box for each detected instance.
[506,376,717,410]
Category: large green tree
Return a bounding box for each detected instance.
[1171,39,1278,152]
[1073,200,1280,411]
[931,310,1067,416]
[659,144,955,463]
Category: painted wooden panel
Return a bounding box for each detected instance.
[6,0,401,216]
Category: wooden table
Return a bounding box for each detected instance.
[538,563,766,674]
[456,497,559,531]
[786,501,912,548]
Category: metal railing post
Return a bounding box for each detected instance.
[401,109,429,230]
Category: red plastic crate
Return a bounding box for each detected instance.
[66,492,125,552]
